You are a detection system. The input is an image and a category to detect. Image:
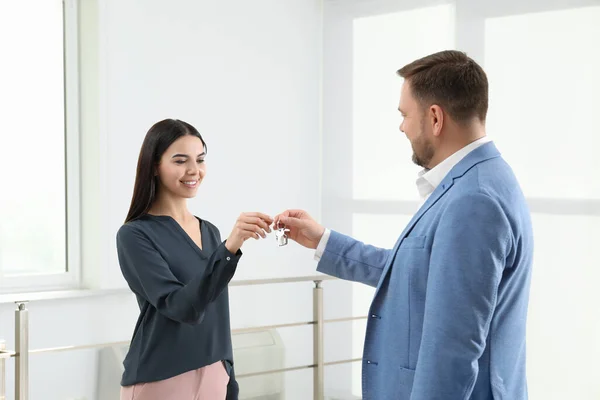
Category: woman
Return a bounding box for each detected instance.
[116,119,272,400]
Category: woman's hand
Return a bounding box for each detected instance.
[225,212,274,253]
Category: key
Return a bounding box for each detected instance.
[275,220,290,247]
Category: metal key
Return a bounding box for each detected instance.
[275,220,290,246]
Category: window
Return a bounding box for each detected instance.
[323,1,600,398]
[485,6,600,199]
[352,5,455,202]
[484,6,600,399]
[323,3,456,395]
[350,6,455,395]
[0,0,80,292]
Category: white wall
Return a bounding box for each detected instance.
[1,0,356,399]
[97,0,324,288]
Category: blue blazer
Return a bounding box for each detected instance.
[318,142,533,400]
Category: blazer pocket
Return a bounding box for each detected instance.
[399,235,426,249]
[398,366,416,396]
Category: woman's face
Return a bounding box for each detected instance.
[156,135,206,199]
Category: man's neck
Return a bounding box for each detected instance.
[427,124,486,169]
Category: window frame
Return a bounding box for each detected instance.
[0,0,81,294]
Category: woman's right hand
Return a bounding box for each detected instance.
[225,212,274,253]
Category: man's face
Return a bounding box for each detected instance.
[398,81,435,169]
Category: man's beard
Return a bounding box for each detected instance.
[411,121,435,168]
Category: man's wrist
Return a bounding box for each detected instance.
[314,228,331,261]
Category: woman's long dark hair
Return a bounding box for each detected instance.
[124,119,207,223]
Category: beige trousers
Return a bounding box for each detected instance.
[120,360,229,400]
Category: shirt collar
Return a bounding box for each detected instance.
[416,136,492,200]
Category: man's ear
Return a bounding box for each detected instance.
[429,105,444,137]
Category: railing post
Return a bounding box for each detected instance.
[313,280,324,400]
[0,339,6,400]
[15,302,29,400]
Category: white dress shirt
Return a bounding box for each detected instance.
[314,136,492,261]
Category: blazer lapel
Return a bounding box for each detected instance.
[373,142,502,294]
[373,179,454,294]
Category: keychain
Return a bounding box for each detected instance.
[274,220,290,246]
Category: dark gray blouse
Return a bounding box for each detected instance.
[116,214,240,399]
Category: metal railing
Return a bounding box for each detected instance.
[0,276,366,400]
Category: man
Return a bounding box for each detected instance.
[275,50,533,399]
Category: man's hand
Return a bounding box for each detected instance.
[273,209,325,249]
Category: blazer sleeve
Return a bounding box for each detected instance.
[317,230,392,287]
[410,192,512,399]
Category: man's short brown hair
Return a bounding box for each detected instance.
[397,50,488,123]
